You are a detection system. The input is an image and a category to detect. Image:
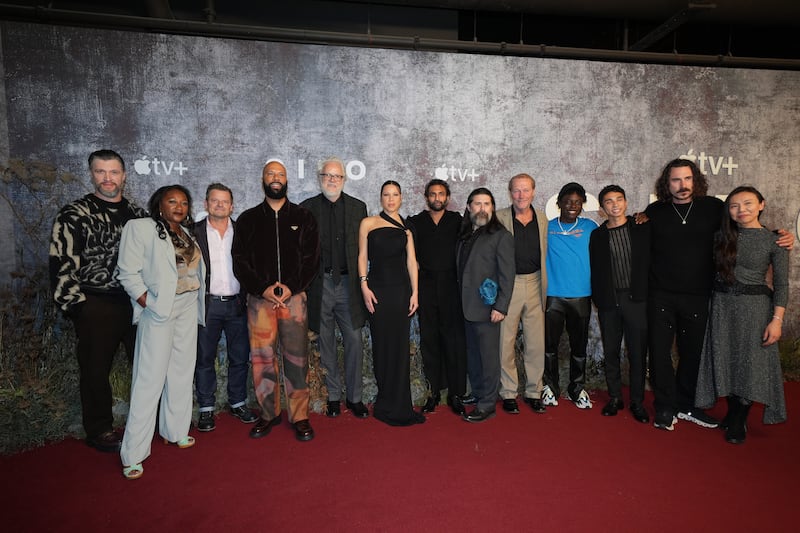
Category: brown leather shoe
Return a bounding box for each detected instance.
[86,430,122,453]
[294,419,315,441]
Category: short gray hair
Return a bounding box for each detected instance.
[317,156,346,179]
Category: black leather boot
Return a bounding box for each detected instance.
[725,399,751,445]
[544,352,560,398]
[720,395,737,430]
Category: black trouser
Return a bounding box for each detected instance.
[648,290,709,417]
[418,271,466,398]
[544,296,591,400]
[464,319,501,412]
[597,290,647,406]
[73,293,135,438]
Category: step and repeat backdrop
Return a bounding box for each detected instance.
[2,21,799,336]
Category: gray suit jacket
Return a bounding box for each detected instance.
[458,225,515,322]
[117,218,206,325]
[495,206,548,309]
[300,192,368,332]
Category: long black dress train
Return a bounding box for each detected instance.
[367,225,424,426]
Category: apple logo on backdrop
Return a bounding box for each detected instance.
[434,164,449,180]
[134,156,151,175]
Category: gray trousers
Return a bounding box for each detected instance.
[319,274,364,403]
[121,291,198,467]
[465,319,501,412]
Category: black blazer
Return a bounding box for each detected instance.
[300,192,368,333]
[193,218,246,320]
[588,216,651,310]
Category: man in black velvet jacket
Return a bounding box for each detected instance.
[232,158,320,442]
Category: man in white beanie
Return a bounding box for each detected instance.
[232,158,320,441]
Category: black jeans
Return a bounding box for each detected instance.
[648,290,710,416]
[544,296,591,400]
[597,290,647,406]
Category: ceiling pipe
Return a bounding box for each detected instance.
[203,0,216,24]
[0,4,797,70]
[629,2,716,52]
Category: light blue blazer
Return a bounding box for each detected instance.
[116,218,206,325]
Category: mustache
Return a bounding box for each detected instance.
[677,188,691,193]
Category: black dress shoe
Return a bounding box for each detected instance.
[502,399,520,414]
[230,405,258,424]
[422,396,438,414]
[294,419,315,441]
[249,414,282,439]
[602,397,624,416]
[447,395,466,416]
[630,404,650,423]
[326,400,341,418]
[461,393,477,405]
[601,396,625,416]
[346,400,369,418]
[197,411,216,432]
[86,430,122,453]
[526,398,546,414]
[463,408,496,423]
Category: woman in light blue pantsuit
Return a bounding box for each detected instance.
[116,185,205,480]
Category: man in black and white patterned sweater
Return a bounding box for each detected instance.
[49,149,146,453]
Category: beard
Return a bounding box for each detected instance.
[94,182,121,199]
[470,212,489,227]
[263,181,287,200]
[427,199,447,212]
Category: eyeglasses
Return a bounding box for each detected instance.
[319,173,344,181]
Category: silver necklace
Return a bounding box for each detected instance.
[672,201,693,225]
[557,218,579,235]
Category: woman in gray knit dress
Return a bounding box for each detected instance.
[696,186,788,444]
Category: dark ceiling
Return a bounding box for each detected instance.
[1,1,799,68]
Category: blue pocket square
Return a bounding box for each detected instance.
[479,278,498,305]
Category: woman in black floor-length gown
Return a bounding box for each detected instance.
[358,181,424,426]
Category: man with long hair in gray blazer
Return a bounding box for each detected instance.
[457,187,515,423]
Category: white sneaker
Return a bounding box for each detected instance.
[573,390,592,409]
[542,385,559,406]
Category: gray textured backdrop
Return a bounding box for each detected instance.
[1,21,798,338]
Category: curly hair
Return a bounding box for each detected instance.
[147,184,195,241]
[655,158,708,202]
[425,178,450,197]
[714,186,765,285]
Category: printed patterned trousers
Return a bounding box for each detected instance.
[247,293,310,423]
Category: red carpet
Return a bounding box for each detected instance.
[3,384,798,532]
